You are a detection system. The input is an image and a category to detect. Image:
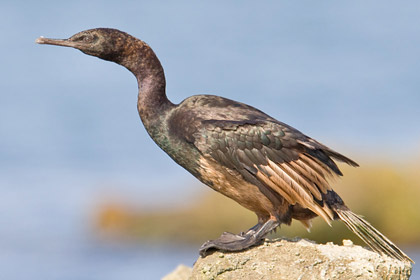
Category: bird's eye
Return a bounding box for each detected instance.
[72,34,95,43]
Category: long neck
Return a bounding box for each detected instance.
[119,38,174,133]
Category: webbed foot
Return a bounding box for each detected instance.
[199,219,279,257]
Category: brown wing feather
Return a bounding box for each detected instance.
[193,120,356,224]
[266,160,334,223]
[289,159,331,194]
[276,162,323,200]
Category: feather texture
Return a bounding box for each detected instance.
[190,116,347,224]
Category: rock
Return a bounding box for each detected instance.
[162,264,192,280]
[163,238,412,280]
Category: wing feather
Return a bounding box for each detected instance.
[281,162,323,200]
[193,119,356,224]
[254,167,296,204]
[291,159,331,193]
[267,160,334,222]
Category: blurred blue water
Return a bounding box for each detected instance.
[0,234,198,280]
[1,1,420,279]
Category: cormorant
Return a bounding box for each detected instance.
[36,28,412,262]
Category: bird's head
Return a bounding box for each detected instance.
[36,28,133,63]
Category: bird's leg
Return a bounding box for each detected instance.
[239,223,262,236]
[199,218,279,257]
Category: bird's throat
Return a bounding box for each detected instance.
[118,39,174,134]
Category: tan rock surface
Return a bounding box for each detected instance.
[163,238,412,280]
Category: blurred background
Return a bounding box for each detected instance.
[1,1,420,279]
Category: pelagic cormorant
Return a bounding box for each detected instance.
[36,28,412,262]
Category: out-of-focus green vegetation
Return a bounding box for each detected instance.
[94,159,420,247]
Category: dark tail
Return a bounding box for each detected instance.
[335,208,413,263]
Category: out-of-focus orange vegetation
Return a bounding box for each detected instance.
[94,159,420,247]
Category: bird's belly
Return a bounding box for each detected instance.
[197,156,278,218]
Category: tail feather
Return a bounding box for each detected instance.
[335,208,413,263]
